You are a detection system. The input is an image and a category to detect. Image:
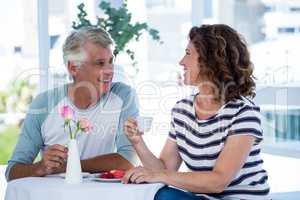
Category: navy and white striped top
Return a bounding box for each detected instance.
[168,95,270,200]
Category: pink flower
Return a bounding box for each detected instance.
[60,105,74,120]
[60,106,93,139]
[78,118,93,132]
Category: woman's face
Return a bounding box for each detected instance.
[179,41,201,86]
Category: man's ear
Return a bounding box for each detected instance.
[67,61,79,78]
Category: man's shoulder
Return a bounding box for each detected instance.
[29,85,66,110]
[110,82,135,99]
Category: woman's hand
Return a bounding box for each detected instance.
[124,117,143,145]
[122,166,166,184]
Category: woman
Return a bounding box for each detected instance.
[123,24,270,200]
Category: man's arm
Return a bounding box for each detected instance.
[115,86,140,166]
[9,163,43,180]
[81,153,133,173]
[8,160,63,181]
[6,106,44,181]
[6,90,68,181]
[8,144,68,181]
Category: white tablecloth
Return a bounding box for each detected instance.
[5,177,164,200]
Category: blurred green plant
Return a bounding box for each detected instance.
[0,125,19,164]
[72,1,162,66]
[0,80,37,164]
[7,79,36,113]
[0,91,8,113]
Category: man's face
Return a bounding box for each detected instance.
[70,41,114,96]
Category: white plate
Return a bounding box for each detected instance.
[89,177,122,183]
[47,172,91,178]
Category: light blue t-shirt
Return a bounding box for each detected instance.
[5,82,139,181]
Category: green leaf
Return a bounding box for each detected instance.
[72,1,163,67]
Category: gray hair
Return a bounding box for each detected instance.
[62,27,114,66]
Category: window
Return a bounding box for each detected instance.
[264,5,273,12]
[144,0,192,84]
[50,35,60,49]
[278,27,296,33]
[0,0,38,170]
[290,7,300,12]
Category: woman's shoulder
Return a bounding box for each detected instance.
[224,96,261,120]
[225,96,259,110]
[173,95,195,109]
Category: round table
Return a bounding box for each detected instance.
[5,176,164,200]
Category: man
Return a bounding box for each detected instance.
[5,27,139,181]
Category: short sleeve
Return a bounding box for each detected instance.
[228,104,263,144]
[168,109,177,142]
[5,95,48,181]
[115,87,139,165]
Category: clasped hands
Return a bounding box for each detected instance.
[122,166,166,184]
[36,144,68,176]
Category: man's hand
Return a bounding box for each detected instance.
[36,144,68,176]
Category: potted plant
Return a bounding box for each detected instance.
[72,1,162,76]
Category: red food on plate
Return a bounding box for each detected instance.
[100,172,114,179]
[99,170,125,179]
[110,170,125,178]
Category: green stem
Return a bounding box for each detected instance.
[74,128,80,139]
[68,123,73,139]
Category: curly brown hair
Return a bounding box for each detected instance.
[189,24,256,103]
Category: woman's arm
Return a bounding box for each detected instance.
[126,135,255,193]
[124,118,182,171]
[161,135,255,193]
[131,139,165,170]
[122,138,182,183]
